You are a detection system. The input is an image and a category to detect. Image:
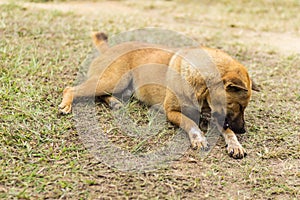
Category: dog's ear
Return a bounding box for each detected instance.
[251,79,260,92]
[91,32,109,53]
[224,77,248,93]
[225,82,248,93]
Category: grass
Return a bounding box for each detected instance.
[0,0,299,199]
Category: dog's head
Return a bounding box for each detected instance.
[212,70,259,134]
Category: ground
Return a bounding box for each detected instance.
[0,0,299,199]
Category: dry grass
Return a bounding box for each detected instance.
[0,0,299,199]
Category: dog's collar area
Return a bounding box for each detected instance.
[212,111,226,125]
[211,111,230,131]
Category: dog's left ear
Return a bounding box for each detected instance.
[251,79,260,92]
[224,78,248,93]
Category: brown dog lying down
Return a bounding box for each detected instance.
[59,32,259,159]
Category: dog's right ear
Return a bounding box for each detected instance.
[91,32,109,53]
[223,75,248,93]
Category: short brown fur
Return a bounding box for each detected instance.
[59,32,259,159]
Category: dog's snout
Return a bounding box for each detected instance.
[233,125,246,134]
[225,119,247,134]
[238,127,246,134]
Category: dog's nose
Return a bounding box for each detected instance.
[240,128,246,134]
[237,127,246,134]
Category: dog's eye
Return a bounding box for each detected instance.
[228,103,236,109]
[228,103,233,107]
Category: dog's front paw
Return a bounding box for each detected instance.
[59,86,73,114]
[189,128,209,151]
[226,143,247,159]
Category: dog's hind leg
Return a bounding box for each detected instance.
[102,96,123,110]
[102,86,134,110]
[59,73,131,114]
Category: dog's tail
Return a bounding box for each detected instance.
[91,32,109,53]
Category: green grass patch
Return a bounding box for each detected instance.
[0,1,299,199]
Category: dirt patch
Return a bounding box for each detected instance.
[22,1,135,16]
[11,0,300,55]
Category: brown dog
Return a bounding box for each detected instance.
[59,32,259,159]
